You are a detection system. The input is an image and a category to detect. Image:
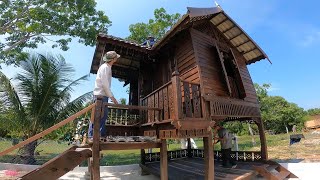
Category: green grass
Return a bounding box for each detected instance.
[1,132,319,166]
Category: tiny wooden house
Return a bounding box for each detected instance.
[90,7,269,160]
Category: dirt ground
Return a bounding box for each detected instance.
[268,132,320,162]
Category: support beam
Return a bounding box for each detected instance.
[160,139,168,180]
[203,129,214,180]
[187,138,192,158]
[256,118,268,160]
[92,98,103,180]
[171,71,182,120]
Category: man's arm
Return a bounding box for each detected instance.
[110,96,118,104]
[100,66,118,104]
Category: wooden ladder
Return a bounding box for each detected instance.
[253,161,298,180]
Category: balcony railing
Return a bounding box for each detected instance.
[144,149,262,162]
[204,95,261,118]
[140,74,203,125]
[181,80,202,118]
[141,81,173,123]
[106,107,140,125]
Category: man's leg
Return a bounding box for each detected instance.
[226,148,236,167]
[88,96,97,139]
[88,96,108,139]
[100,97,109,137]
[221,149,228,167]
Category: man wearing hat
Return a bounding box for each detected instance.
[88,51,120,140]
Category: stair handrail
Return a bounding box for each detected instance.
[104,103,162,111]
[0,103,96,156]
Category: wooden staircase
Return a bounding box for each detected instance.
[19,146,92,180]
[253,161,298,180]
[17,139,161,180]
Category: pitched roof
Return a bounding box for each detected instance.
[91,6,270,74]
[152,7,270,64]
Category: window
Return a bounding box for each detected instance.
[214,43,246,99]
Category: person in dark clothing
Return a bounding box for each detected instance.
[142,36,156,48]
[216,125,237,168]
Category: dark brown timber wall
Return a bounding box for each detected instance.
[174,33,200,84]
[190,27,258,104]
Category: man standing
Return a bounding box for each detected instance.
[88,51,120,140]
[216,125,237,168]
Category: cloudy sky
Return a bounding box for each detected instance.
[2,0,320,109]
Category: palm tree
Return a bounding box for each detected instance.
[0,53,92,164]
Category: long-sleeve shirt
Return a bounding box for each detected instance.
[218,128,233,149]
[93,63,114,97]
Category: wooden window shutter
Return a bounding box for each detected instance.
[214,41,232,95]
[230,48,246,99]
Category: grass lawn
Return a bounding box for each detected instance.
[0,132,319,166]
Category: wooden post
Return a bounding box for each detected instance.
[160,139,168,180]
[203,129,214,180]
[92,97,103,180]
[171,71,182,120]
[187,138,192,158]
[256,118,268,160]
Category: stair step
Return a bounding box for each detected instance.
[266,164,279,171]
[277,170,291,179]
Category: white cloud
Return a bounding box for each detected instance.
[268,86,280,92]
[301,31,320,47]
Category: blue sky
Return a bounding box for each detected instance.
[2,0,320,109]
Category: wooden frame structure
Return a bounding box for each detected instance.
[88,6,271,179]
[1,6,299,180]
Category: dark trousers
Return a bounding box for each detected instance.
[88,96,109,138]
[221,148,236,167]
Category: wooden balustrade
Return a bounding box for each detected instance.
[106,107,140,125]
[144,149,262,162]
[140,75,203,124]
[204,95,260,118]
[180,80,202,118]
[141,81,173,123]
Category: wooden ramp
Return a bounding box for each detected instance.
[141,157,258,180]
[19,146,92,180]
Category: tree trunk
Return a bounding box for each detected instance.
[15,140,38,165]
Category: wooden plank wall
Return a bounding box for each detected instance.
[190,29,229,97]
[190,27,258,104]
[174,34,199,83]
[231,50,258,103]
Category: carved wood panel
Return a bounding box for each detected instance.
[158,90,163,121]
[168,84,174,119]
[163,87,169,120]
[183,82,192,117]
[191,84,201,118]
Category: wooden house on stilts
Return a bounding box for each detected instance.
[13,6,298,180]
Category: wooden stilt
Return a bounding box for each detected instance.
[92,97,103,180]
[204,130,214,180]
[187,138,192,158]
[160,139,168,180]
[256,119,268,160]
